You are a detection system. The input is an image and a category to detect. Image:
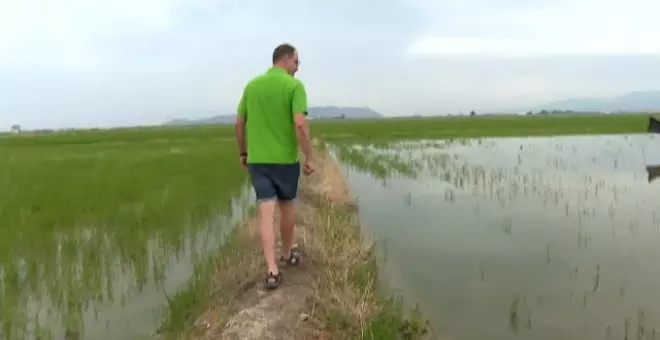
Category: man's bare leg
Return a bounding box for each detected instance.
[278,200,296,258]
[258,198,279,274]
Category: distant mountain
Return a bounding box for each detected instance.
[164,106,383,126]
[164,115,235,125]
[534,91,660,113]
[307,106,383,119]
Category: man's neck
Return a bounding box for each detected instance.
[271,64,289,74]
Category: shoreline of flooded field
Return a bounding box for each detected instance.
[336,133,660,340]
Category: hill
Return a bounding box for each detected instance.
[534,91,660,113]
[164,106,383,126]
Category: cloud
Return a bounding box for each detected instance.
[0,0,424,129]
[0,0,419,70]
[406,0,660,57]
[1,0,660,130]
[0,0,186,70]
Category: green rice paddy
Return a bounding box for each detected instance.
[0,113,651,339]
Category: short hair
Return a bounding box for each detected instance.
[272,43,296,63]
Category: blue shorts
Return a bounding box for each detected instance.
[247,163,301,202]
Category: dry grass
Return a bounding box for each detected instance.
[299,147,429,339]
[161,143,430,340]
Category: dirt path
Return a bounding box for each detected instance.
[212,196,324,340]
[175,144,430,340]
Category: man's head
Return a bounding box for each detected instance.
[272,43,299,76]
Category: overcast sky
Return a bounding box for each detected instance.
[2,0,660,130]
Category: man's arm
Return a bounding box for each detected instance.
[291,81,312,162]
[235,87,248,156]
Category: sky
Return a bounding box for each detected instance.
[2,0,660,130]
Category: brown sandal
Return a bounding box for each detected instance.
[280,247,302,266]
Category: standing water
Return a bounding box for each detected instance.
[0,185,252,340]
[337,134,660,340]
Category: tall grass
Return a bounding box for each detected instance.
[0,134,246,339]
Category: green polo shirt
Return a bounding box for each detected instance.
[237,67,308,164]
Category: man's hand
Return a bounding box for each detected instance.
[235,114,247,169]
[303,158,315,175]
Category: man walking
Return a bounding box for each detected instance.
[234,43,315,290]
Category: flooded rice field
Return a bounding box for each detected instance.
[336,134,660,340]
[0,187,252,340]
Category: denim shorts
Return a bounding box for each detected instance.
[247,163,301,202]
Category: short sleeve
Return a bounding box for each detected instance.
[237,86,248,117]
[291,80,308,115]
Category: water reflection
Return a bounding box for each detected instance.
[336,134,660,340]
